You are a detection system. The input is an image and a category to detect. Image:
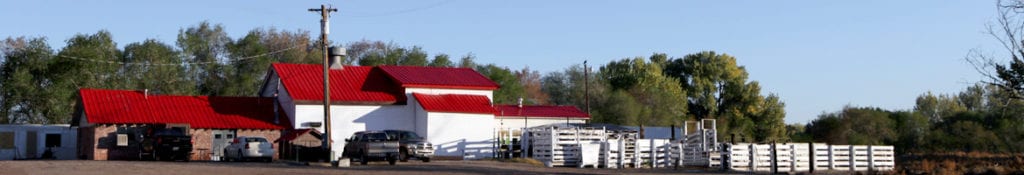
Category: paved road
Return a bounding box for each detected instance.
[0,160,728,175]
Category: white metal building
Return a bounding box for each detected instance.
[259,63,502,159]
[0,124,78,160]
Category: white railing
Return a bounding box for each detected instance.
[727,143,894,173]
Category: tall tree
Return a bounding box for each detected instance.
[48,31,123,124]
[515,67,548,104]
[0,37,53,124]
[598,57,688,126]
[177,21,231,96]
[121,39,194,95]
[663,51,786,142]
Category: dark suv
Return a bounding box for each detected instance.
[382,130,433,162]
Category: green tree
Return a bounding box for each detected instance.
[458,53,478,69]
[48,31,123,124]
[177,21,231,96]
[598,57,687,126]
[428,54,454,67]
[121,39,194,95]
[477,64,524,104]
[662,51,786,142]
[0,37,53,124]
[222,30,270,96]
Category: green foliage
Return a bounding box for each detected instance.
[598,57,687,126]
[177,21,231,96]
[349,40,430,66]
[662,51,786,142]
[804,83,1024,154]
[477,64,524,104]
[0,37,54,124]
[121,39,193,95]
[428,54,454,67]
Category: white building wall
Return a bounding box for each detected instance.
[0,125,78,160]
[495,117,587,130]
[294,104,415,159]
[425,112,495,159]
[405,88,494,100]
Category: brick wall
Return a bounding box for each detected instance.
[80,125,281,161]
[84,125,146,160]
[188,129,212,161]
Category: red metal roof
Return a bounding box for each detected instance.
[494,105,591,119]
[78,89,287,130]
[276,129,319,142]
[379,65,500,90]
[272,63,405,104]
[412,93,497,114]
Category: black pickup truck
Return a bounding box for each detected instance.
[139,126,192,161]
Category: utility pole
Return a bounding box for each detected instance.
[583,60,589,121]
[309,4,337,162]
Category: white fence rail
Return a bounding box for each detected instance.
[727,143,895,173]
[519,121,894,173]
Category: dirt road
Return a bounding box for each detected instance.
[0,160,727,175]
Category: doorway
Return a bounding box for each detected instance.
[211,130,235,161]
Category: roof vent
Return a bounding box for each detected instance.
[328,46,345,70]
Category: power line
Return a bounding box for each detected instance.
[50,45,302,66]
[343,0,454,18]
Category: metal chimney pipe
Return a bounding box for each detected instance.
[328,46,345,70]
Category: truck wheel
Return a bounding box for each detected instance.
[360,153,368,165]
[399,150,409,162]
[422,157,430,163]
[388,155,397,165]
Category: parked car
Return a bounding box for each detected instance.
[223,136,274,162]
[382,130,433,162]
[342,131,400,165]
[139,126,192,161]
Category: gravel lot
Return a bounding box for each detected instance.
[0,160,730,175]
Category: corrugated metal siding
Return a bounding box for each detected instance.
[79,89,285,129]
[494,105,590,119]
[412,93,497,114]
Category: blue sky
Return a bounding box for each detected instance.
[0,0,1001,124]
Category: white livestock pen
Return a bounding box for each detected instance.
[517,121,895,173]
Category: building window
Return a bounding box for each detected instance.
[45,134,61,147]
[0,132,13,149]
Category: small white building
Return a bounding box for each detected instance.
[0,124,78,160]
[259,63,501,159]
[493,105,590,130]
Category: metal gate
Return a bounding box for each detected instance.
[211,130,235,161]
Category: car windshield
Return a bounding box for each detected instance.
[385,130,421,140]
[244,137,267,143]
[364,133,389,141]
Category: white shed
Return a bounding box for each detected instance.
[0,124,77,160]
